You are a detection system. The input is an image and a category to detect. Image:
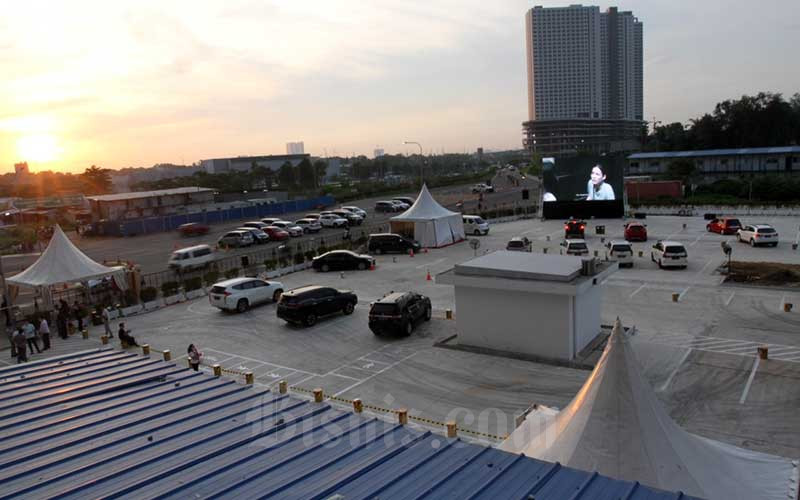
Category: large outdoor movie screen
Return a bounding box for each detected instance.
[542,155,625,204]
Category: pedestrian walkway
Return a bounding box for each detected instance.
[0,333,103,366]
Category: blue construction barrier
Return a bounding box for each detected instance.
[107,195,334,237]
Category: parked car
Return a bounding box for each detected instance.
[294,218,322,233]
[341,206,367,218]
[392,197,416,207]
[218,230,255,248]
[651,240,688,269]
[332,209,363,226]
[209,277,284,313]
[319,213,349,228]
[367,233,420,254]
[304,213,321,220]
[235,227,270,244]
[564,219,586,239]
[313,250,375,272]
[263,226,290,241]
[605,241,633,267]
[168,244,215,271]
[369,291,431,336]
[737,224,779,247]
[242,221,270,231]
[277,285,357,327]
[271,221,303,237]
[506,236,532,252]
[462,215,489,236]
[561,239,589,256]
[623,221,648,242]
[178,222,209,237]
[375,201,400,213]
[390,200,410,211]
[706,217,742,235]
[261,217,282,226]
[472,183,494,193]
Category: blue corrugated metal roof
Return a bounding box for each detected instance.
[0,348,701,499]
[628,146,800,160]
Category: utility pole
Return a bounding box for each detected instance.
[403,141,424,185]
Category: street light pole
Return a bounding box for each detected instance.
[403,141,424,185]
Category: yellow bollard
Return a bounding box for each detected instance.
[758,346,768,360]
[81,329,88,339]
[397,408,408,425]
[445,309,453,320]
[279,380,288,394]
[672,293,679,302]
[784,303,793,312]
[638,250,643,258]
[313,388,324,403]
[446,421,458,438]
[101,335,109,345]
[353,398,363,413]
[163,349,171,361]
[245,372,254,385]
[142,344,150,356]
[213,364,222,377]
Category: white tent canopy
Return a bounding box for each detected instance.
[8,225,125,288]
[500,319,798,500]
[390,184,465,248]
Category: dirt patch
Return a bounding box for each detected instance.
[725,261,800,287]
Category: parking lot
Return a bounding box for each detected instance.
[59,213,800,453]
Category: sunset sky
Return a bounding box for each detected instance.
[1,0,798,173]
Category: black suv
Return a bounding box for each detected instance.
[277,285,357,327]
[367,233,421,254]
[564,219,586,238]
[369,292,432,336]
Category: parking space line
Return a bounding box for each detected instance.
[724,292,735,307]
[779,293,787,312]
[203,348,321,376]
[332,351,419,397]
[415,258,445,269]
[689,235,703,247]
[719,345,762,354]
[658,348,692,392]
[687,338,746,349]
[328,370,362,381]
[678,286,691,300]
[628,283,647,299]
[739,357,760,404]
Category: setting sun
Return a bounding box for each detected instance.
[17,134,62,163]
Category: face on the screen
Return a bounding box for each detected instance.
[590,166,605,185]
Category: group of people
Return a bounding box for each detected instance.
[11,316,51,364]
[55,299,87,339]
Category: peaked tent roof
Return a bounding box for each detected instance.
[8,225,123,287]
[499,319,798,500]
[391,184,460,222]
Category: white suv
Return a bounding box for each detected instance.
[272,220,303,237]
[737,224,779,247]
[463,215,489,236]
[561,239,589,256]
[319,213,348,228]
[294,218,322,233]
[605,241,633,267]
[651,240,688,269]
[341,206,367,218]
[209,277,284,313]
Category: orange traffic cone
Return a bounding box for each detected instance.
[423,248,428,253]
[409,248,415,258]
[426,269,432,281]
[369,262,375,271]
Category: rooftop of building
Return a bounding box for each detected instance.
[0,348,696,499]
[86,187,214,202]
[628,146,800,160]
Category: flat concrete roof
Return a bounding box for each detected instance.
[454,251,582,282]
[87,187,213,203]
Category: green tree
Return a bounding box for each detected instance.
[313,160,328,186]
[277,161,295,188]
[295,158,316,190]
[80,165,113,195]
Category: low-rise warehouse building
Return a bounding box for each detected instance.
[87,187,214,221]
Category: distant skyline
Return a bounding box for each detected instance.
[1,0,798,172]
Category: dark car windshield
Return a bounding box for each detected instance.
[507,240,523,248]
[665,245,687,254]
[757,227,776,234]
[210,286,227,294]
[612,244,631,252]
[725,219,741,227]
[570,242,588,250]
[371,303,398,315]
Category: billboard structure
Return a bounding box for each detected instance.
[541,154,626,218]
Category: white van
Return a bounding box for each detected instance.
[462,215,489,236]
[168,244,215,271]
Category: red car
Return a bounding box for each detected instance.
[263,226,290,241]
[624,222,648,242]
[178,223,210,236]
[706,217,741,235]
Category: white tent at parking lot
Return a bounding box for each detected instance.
[389,184,465,248]
[499,318,798,500]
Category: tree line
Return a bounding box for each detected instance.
[0,165,113,198]
[643,92,800,151]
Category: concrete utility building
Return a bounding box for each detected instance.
[87,187,214,221]
[437,251,616,362]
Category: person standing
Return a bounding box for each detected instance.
[13,328,27,363]
[23,319,41,355]
[39,315,51,350]
[57,305,68,339]
[187,344,202,371]
[73,301,84,332]
[102,307,113,338]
